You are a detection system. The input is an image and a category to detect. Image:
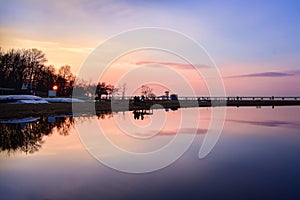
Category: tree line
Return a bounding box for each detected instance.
[0,47,115,98]
[0,47,76,96]
[0,47,156,99]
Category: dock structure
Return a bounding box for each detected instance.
[112,96,300,102]
[178,96,299,101]
[173,96,300,108]
[0,96,300,119]
[194,96,300,108]
[114,95,300,108]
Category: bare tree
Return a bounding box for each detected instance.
[141,85,154,100]
[0,48,48,93]
[95,82,110,100]
[121,83,126,100]
[110,86,119,99]
[57,65,75,96]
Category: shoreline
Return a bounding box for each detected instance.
[1,100,300,119]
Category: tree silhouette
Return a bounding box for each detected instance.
[141,85,155,100]
[0,47,76,96]
[95,82,117,100]
[56,65,75,96]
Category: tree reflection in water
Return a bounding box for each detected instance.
[133,109,153,120]
[0,112,112,155]
[0,117,74,155]
[96,111,113,120]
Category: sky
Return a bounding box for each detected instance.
[1,0,300,96]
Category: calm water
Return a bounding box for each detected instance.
[1,107,300,200]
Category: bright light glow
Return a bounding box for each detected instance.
[53,85,58,90]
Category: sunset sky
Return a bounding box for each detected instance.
[1,0,300,96]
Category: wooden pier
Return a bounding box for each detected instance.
[0,96,299,119]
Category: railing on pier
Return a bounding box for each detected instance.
[193,96,300,101]
[109,96,300,101]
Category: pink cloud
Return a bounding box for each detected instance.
[225,71,294,79]
[135,61,210,70]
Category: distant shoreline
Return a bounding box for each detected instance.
[1,99,300,119]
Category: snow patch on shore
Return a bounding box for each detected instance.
[0,95,42,100]
[43,98,85,103]
[0,95,49,104]
[0,95,86,104]
[10,99,49,104]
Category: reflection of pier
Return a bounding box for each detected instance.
[133,109,153,120]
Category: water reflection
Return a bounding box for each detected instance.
[131,108,179,120]
[0,116,75,154]
[227,119,300,128]
[0,109,201,155]
[2,106,298,156]
[0,112,113,155]
[1,107,300,199]
[95,111,113,120]
[133,109,153,120]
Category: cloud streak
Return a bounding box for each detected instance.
[226,71,294,79]
[132,128,207,137]
[159,128,207,135]
[135,61,210,70]
[228,119,300,129]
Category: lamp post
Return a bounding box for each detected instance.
[48,85,58,97]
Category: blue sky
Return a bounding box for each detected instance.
[1,0,300,95]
